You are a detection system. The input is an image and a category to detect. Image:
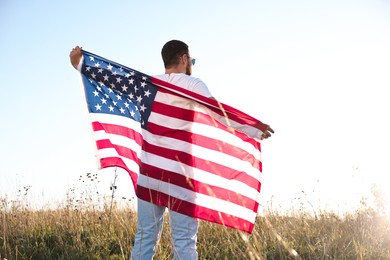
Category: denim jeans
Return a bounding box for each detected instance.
[130,198,199,260]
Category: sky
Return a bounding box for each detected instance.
[1,0,390,215]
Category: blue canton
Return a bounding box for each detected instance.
[80,51,158,129]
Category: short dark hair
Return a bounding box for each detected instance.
[161,40,189,69]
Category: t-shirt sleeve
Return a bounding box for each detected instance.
[188,77,213,98]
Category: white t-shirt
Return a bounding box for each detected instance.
[153,73,213,98]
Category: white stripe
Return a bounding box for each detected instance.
[138,175,257,223]
[94,130,142,158]
[89,113,142,133]
[141,150,261,202]
[97,147,140,174]
[142,129,262,181]
[155,91,263,138]
[148,112,261,161]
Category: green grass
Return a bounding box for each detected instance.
[1,196,390,260]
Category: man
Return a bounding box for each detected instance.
[70,40,274,259]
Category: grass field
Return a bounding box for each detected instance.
[1,192,390,260]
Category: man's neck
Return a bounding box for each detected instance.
[165,66,186,74]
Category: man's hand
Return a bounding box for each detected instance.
[260,125,274,140]
[69,46,83,69]
[253,122,274,140]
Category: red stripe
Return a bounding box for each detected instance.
[92,121,143,146]
[152,78,263,127]
[140,163,260,210]
[96,139,139,163]
[136,185,255,233]
[141,140,260,188]
[147,121,261,171]
[152,101,261,150]
[99,157,138,190]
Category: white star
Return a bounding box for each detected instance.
[93,90,99,97]
[128,78,134,85]
[95,62,100,67]
[103,74,109,81]
[108,88,114,93]
[125,73,130,78]
[116,94,122,100]
[142,76,147,81]
[124,102,130,108]
[86,66,91,71]
[129,93,134,99]
[144,90,151,97]
[107,64,113,70]
[104,93,109,98]
[101,98,107,104]
[91,72,96,79]
[98,68,103,73]
[130,110,135,117]
[97,86,102,92]
[89,56,94,61]
[116,77,122,83]
[95,104,102,110]
[120,107,125,114]
[113,101,117,106]
[134,85,138,92]
[122,85,128,92]
[108,105,114,112]
[98,81,104,86]
[119,67,124,72]
[136,95,143,103]
[112,71,118,76]
[110,83,115,89]
[140,104,146,112]
[140,81,147,88]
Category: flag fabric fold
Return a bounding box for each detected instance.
[79,50,265,233]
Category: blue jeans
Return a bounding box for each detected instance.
[130,198,199,260]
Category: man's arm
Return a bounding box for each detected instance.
[69,46,83,70]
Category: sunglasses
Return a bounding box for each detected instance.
[191,58,196,66]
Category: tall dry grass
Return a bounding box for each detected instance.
[1,178,390,259]
[1,198,390,259]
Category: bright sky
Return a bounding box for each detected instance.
[1,0,389,214]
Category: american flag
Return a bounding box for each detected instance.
[79,50,266,233]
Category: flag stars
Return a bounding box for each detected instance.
[122,85,128,92]
[116,94,122,100]
[136,95,143,103]
[140,104,146,112]
[89,56,94,61]
[116,77,122,83]
[128,78,134,85]
[91,72,96,79]
[107,64,113,70]
[101,98,107,104]
[103,74,109,81]
[95,62,101,67]
[140,81,147,88]
[93,90,99,97]
[108,105,114,112]
[95,104,102,110]
[144,90,151,97]
[98,68,103,73]
[119,107,125,114]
